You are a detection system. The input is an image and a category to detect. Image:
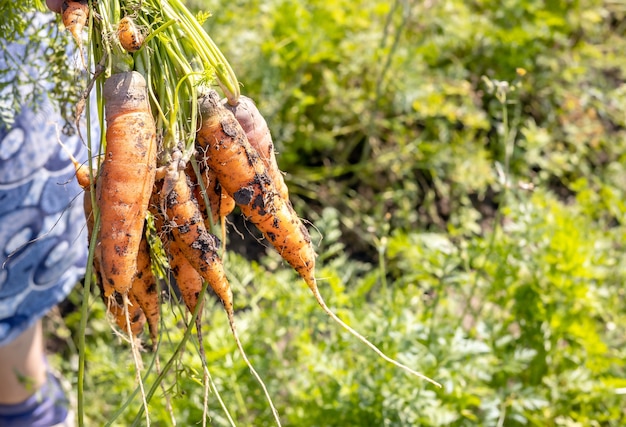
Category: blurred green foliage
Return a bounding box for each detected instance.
[0,1,81,129]
[42,0,626,425]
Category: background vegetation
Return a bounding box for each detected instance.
[42,0,626,425]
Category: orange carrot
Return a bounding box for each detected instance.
[71,155,151,340]
[160,167,232,314]
[197,90,316,288]
[160,163,282,423]
[62,0,88,49]
[223,95,290,201]
[168,237,206,315]
[97,71,157,296]
[151,194,205,316]
[117,16,145,53]
[130,234,160,345]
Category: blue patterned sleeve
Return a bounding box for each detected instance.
[0,15,99,346]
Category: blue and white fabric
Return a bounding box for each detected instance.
[0,13,97,346]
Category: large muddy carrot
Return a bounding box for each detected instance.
[223,95,290,201]
[71,154,151,339]
[198,91,440,387]
[97,71,157,296]
[76,155,151,421]
[160,167,232,313]
[197,90,316,287]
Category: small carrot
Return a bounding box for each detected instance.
[168,237,206,315]
[117,16,145,53]
[223,95,290,201]
[97,71,157,296]
[62,0,88,51]
[152,185,221,425]
[161,166,232,314]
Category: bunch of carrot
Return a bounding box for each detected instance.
[59,0,439,424]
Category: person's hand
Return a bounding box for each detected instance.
[46,0,63,13]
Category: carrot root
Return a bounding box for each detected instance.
[226,311,282,427]
[311,282,441,388]
[197,90,316,286]
[123,293,152,427]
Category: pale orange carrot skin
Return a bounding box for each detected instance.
[97,71,157,296]
[62,0,88,47]
[197,91,317,290]
[223,95,290,202]
[75,162,149,339]
[161,169,233,314]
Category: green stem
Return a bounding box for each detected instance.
[77,210,99,427]
[141,18,178,47]
[140,47,169,130]
[163,0,239,102]
[95,0,133,74]
[77,13,102,425]
[131,279,213,426]
[171,70,203,154]
[188,156,218,235]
